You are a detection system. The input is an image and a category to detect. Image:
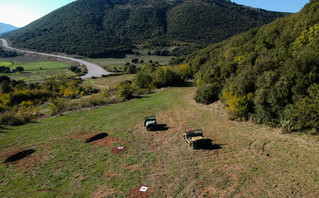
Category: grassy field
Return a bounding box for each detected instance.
[86,55,174,71]
[0,61,13,67]
[0,56,75,82]
[1,86,319,197]
[81,74,135,90]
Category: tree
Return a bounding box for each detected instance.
[118,81,135,100]
[131,58,139,64]
[195,83,222,104]
[133,71,153,88]
[15,66,24,72]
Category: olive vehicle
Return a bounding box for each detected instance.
[183,129,206,148]
[144,116,157,131]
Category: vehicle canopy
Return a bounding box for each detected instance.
[186,129,203,137]
[144,116,157,126]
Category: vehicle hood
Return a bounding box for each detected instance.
[191,136,204,141]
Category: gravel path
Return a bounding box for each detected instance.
[0,38,111,79]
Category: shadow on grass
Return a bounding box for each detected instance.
[0,126,9,133]
[134,95,150,99]
[4,149,36,163]
[85,133,108,143]
[172,81,194,88]
[195,139,224,151]
[155,124,169,131]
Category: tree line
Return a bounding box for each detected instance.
[182,0,319,133]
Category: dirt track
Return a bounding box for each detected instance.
[0,38,111,79]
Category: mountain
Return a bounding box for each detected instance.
[3,0,287,58]
[0,23,18,36]
[184,0,319,132]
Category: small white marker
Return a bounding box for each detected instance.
[140,186,148,192]
[118,146,124,150]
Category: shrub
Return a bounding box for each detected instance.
[195,83,222,104]
[15,66,24,72]
[49,98,67,115]
[124,64,137,74]
[0,106,39,126]
[221,87,253,120]
[131,58,139,63]
[291,83,319,131]
[117,81,135,100]
[152,67,178,88]
[133,71,153,88]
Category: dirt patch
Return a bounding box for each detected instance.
[111,146,128,154]
[104,172,117,178]
[85,133,108,143]
[127,185,154,198]
[4,149,35,164]
[90,136,121,147]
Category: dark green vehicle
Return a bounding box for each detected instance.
[144,116,157,131]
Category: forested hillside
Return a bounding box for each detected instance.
[3,0,286,57]
[185,0,319,132]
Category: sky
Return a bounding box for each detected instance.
[231,0,309,13]
[0,0,311,28]
[0,0,75,28]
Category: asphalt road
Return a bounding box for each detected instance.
[0,38,111,79]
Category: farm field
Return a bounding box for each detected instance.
[1,86,319,197]
[0,56,75,82]
[86,54,174,72]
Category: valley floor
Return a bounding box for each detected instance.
[1,87,319,197]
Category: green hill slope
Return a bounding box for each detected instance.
[3,0,286,57]
[185,0,319,132]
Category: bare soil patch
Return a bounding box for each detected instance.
[104,172,117,178]
[127,185,153,198]
[111,146,128,154]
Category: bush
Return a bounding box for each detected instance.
[117,81,135,100]
[15,66,24,72]
[133,71,153,88]
[49,98,67,116]
[195,83,222,104]
[291,83,319,131]
[131,58,139,64]
[152,67,178,88]
[221,87,253,120]
[124,65,137,74]
[0,106,39,126]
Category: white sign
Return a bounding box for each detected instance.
[140,186,148,192]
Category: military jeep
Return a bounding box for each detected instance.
[183,129,206,148]
[144,116,157,131]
